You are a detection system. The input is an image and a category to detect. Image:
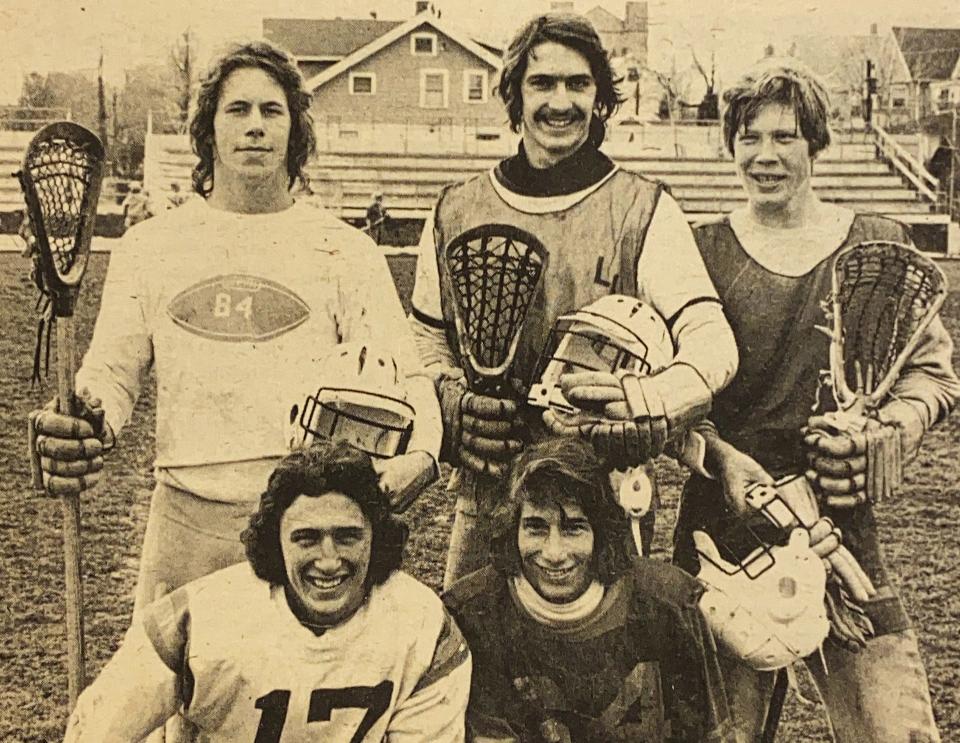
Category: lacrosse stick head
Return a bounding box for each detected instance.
[828,240,946,420]
[442,224,548,393]
[18,122,105,318]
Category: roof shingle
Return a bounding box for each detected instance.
[263,18,403,58]
[893,26,960,82]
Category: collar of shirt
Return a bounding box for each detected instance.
[494,141,615,197]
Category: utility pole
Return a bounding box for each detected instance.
[951,105,957,220]
[865,59,877,129]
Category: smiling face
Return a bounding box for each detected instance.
[733,102,815,220]
[279,492,372,628]
[520,41,597,169]
[517,497,596,603]
[212,66,291,192]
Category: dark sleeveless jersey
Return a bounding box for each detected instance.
[431,168,664,403]
[674,214,912,634]
[443,564,735,743]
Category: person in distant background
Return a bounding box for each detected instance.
[122,181,154,229]
[366,191,389,245]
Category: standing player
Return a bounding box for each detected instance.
[65,440,471,742]
[410,12,738,587]
[29,40,440,615]
[671,61,960,741]
[443,436,735,743]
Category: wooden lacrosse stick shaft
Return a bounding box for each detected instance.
[56,315,86,709]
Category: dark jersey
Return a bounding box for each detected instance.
[444,563,734,743]
[675,214,914,633]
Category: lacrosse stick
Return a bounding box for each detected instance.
[442,224,547,508]
[818,240,947,503]
[18,122,105,709]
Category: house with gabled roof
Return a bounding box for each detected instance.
[264,9,506,152]
[892,27,960,119]
[263,18,404,81]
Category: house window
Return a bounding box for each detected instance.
[349,73,376,95]
[411,33,437,56]
[892,97,906,108]
[420,69,449,108]
[463,69,488,103]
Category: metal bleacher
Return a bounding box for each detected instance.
[111,127,960,253]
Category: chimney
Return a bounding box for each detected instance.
[551,1,575,12]
[416,1,429,14]
[625,2,648,31]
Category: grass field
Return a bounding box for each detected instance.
[1,252,959,742]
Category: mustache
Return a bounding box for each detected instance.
[534,106,587,123]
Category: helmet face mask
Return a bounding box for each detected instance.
[298,389,414,458]
[528,295,673,413]
[288,343,415,458]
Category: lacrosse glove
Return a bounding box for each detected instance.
[437,370,525,477]
[545,363,712,469]
[28,393,114,497]
[802,402,924,508]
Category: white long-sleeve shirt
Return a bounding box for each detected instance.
[76,198,440,501]
[65,564,471,742]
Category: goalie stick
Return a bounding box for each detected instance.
[18,121,105,709]
[442,223,547,511]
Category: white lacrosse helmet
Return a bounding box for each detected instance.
[527,295,674,414]
[290,342,415,458]
[694,528,829,671]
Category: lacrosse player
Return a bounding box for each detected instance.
[670,60,960,742]
[443,436,735,743]
[410,12,738,587]
[65,439,470,743]
[28,39,440,618]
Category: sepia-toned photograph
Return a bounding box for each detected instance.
[1,1,958,740]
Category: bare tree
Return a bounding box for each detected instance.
[97,50,111,173]
[690,46,718,121]
[170,28,196,133]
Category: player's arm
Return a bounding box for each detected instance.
[556,192,738,465]
[29,234,154,495]
[408,207,524,476]
[385,607,472,743]
[332,239,443,502]
[64,589,189,742]
[637,192,738,409]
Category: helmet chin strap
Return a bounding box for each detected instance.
[610,467,653,556]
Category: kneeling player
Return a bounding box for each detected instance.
[65,439,470,742]
[443,437,734,742]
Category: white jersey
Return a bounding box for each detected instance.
[76,198,440,500]
[65,564,471,743]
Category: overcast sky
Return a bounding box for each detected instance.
[0,0,957,103]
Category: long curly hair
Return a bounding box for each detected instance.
[722,59,832,158]
[489,437,634,586]
[189,40,317,197]
[497,13,625,149]
[241,439,406,590]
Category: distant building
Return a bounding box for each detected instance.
[549,1,648,68]
[785,25,960,128]
[892,27,960,120]
[265,9,503,133]
[264,18,403,81]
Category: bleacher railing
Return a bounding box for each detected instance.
[0,107,72,132]
[871,124,941,206]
